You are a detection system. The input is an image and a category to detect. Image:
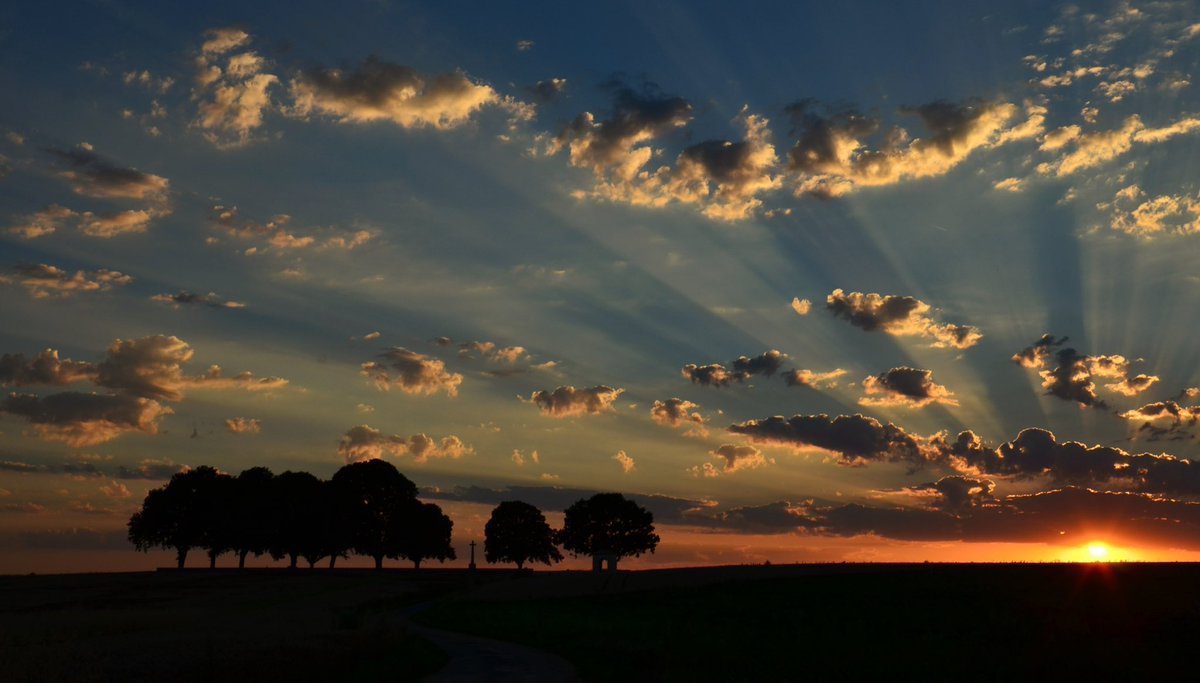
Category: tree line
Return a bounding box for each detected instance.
[128,459,454,569]
[128,459,660,571]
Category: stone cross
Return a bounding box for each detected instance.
[469,540,477,570]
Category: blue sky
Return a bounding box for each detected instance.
[4,0,1200,569]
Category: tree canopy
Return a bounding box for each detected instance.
[559,493,659,564]
[484,500,563,569]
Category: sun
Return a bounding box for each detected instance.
[1087,543,1109,561]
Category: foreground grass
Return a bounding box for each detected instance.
[417,563,1200,681]
[1,570,452,683]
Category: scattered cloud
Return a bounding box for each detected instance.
[224,417,261,434]
[361,347,463,396]
[527,385,623,417]
[613,450,635,473]
[826,289,981,349]
[784,368,847,389]
[152,291,246,309]
[1013,335,1156,408]
[1,264,131,299]
[860,367,958,408]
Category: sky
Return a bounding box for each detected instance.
[4,0,1200,572]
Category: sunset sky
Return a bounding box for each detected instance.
[5,0,1200,572]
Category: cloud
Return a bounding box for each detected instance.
[787,98,1034,197]
[192,28,278,147]
[613,450,635,473]
[530,78,567,101]
[826,289,981,349]
[152,291,246,309]
[1012,335,1157,407]
[5,205,76,239]
[421,483,712,525]
[683,350,788,387]
[547,82,691,180]
[1,264,131,299]
[361,347,463,396]
[790,297,812,315]
[49,144,169,202]
[1038,115,1200,176]
[905,475,996,513]
[114,458,187,480]
[99,480,132,499]
[1102,185,1200,237]
[709,444,769,474]
[784,368,847,389]
[0,349,96,387]
[1119,400,1200,441]
[650,398,708,436]
[288,56,510,130]
[860,367,958,408]
[1,392,170,446]
[224,417,261,434]
[208,205,377,253]
[527,385,623,417]
[77,209,157,237]
[337,424,472,464]
[728,413,930,466]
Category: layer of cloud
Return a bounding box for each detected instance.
[337,424,472,463]
[152,291,246,309]
[1,264,131,299]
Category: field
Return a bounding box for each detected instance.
[6,563,1200,681]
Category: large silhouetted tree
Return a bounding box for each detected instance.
[200,471,237,568]
[128,466,231,568]
[484,500,563,569]
[392,501,456,568]
[270,470,324,568]
[230,467,274,569]
[331,459,418,569]
[559,493,659,571]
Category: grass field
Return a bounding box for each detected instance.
[0,569,457,683]
[417,563,1200,681]
[9,563,1200,682]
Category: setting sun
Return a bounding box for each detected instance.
[1088,544,1109,561]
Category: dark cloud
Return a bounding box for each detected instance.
[527,385,623,417]
[683,350,788,387]
[710,444,768,473]
[1012,335,1157,407]
[1,391,170,447]
[785,101,879,175]
[1120,400,1200,441]
[0,349,96,387]
[151,291,246,309]
[907,475,996,513]
[552,83,692,174]
[420,483,712,525]
[860,367,957,408]
[114,458,187,480]
[361,347,462,396]
[650,398,707,435]
[47,144,169,201]
[826,289,981,349]
[728,413,930,466]
[289,55,513,130]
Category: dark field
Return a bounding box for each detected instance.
[6,564,1200,682]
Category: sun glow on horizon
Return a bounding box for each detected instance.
[1088,544,1109,561]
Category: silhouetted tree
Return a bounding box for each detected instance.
[559,493,659,571]
[304,480,350,569]
[484,500,563,569]
[392,501,456,569]
[269,470,324,568]
[128,466,230,568]
[200,472,237,568]
[230,467,275,569]
[331,459,418,569]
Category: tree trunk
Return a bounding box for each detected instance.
[328,555,337,569]
[412,558,422,569]
[209,552,217,569]
[516,559,524,570]
[176,547,188,569]
[238,549,248,569]
[289,553,298,569]
[374,554,383,570]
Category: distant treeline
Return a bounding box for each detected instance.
[129,458,663,571]
[128,459,454,569]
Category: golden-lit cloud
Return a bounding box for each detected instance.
[650,398,708,437]
[613,449,635,473]
[1013,335,1157,407]
[1,264,131,299]
[288,56,511,130]
[361,347,463,396]
[337,424,472,463]
[859,367,958,408]
[192,27,278,147]
[527,385,623,417]
[224,417,261,434]
[1,392,170,447]
[826,289,981,349]
[784,368,848,389]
